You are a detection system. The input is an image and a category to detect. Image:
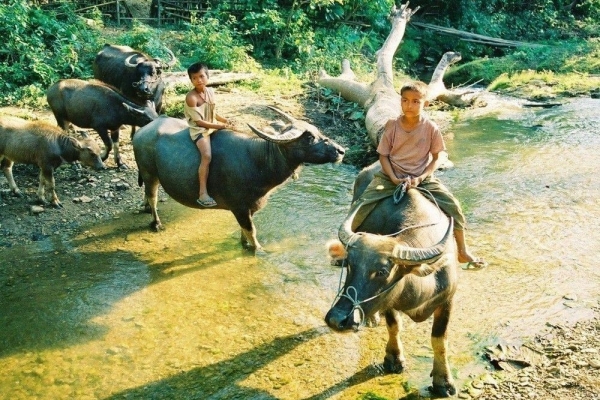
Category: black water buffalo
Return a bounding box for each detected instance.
[92,44,176,114]
[133,107,345,250]
[325,162,458,397]
[0,116,104,207]
[46,79,159,168]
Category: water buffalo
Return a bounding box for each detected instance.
[92,44,176,114]
[325,162,458,397]
[46,79,159,168]
[133,107,345,250]
[0,116,104,208]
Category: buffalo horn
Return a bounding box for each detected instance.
[338,200,363,245]
[267,106,297,123]
[248,124,303,143]
[154,47,177,69]
[390,218,454,266]
[124,54,143,67]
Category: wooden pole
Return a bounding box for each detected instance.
[116,0,120,26]
[158,0,161,27]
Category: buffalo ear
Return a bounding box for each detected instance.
[69,136,83,150]
[327,240,347,266]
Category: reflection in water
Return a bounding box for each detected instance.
[1,99,599,399]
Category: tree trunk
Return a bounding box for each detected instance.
[317,2,474,147]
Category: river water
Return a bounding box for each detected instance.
[1,98,599,399]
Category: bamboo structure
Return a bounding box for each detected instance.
[36,0,261,26]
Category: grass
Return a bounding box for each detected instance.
[446,38,600,99]
[488,70,600,100]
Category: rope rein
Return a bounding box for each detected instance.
[331,182,446,328]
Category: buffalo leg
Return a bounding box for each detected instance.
[142,175,162,231]
[39,167,61,208]
[429,301,456,397]
[1,159,22,197]
[97,128,113,163]
[383,309,406,373]
[232,209,261,250]
[110,128,126,168]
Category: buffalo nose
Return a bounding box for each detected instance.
[325,308,348,331]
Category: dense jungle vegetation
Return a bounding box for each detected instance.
[0,0,598,108]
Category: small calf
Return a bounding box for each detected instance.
[46,79,159,168]
[0,116,104,208]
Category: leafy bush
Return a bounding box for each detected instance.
[114,19,176,62]
[173,16,258,71]
[0,1,102,106]
[291,25,379,77]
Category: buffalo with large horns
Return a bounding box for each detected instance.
[92,44,177,114]
[325,162,458,397]
[133,106,345,250]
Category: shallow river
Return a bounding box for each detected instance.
[1,98,599,399]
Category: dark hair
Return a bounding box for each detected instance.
[400,80,429,97]
[187,62,209,78]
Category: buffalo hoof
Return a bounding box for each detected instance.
[117,163,128,170]
[241,242,261,252]
[330,258,344,267]
[11,190,23,198]
[150,221,164,232]
[383,355,406,374]
[366,312,381,327]
[51,202,64,209]
[429,383,457,398]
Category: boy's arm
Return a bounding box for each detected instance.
[411,151,448,187]
[193,116,228,131]
[215,113,232,127]
[379,154,403,186]
[186,94,229,130]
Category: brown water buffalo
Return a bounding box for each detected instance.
[325,162,458,397]
[0,116,104,208]
[133,107,345,250]
[46,79,159,168]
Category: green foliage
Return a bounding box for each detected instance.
[115,20,172,60]
[1,0,598,111]
[0,0,102,106]
[173,16,258,71]
[489,69,600,99]
[290,25,379,77]
[446,39,600,87]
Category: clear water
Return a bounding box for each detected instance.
[1,98,599,399]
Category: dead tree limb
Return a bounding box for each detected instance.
[317,2,476,147]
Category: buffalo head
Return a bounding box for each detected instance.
[325,199,453,331]
[124,48,176,99]
[248,106,345,164]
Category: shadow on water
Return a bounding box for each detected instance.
[0,224,249,359]
[105,328,325,400]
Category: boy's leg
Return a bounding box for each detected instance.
[418,177,486,268]
[195,136,216,206]
[453,228,486,268]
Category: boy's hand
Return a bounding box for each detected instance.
[225,118,238,130]
[400,176,413,188]
[408,176,422,188]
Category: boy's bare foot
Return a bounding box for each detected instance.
[458,253,488,270]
